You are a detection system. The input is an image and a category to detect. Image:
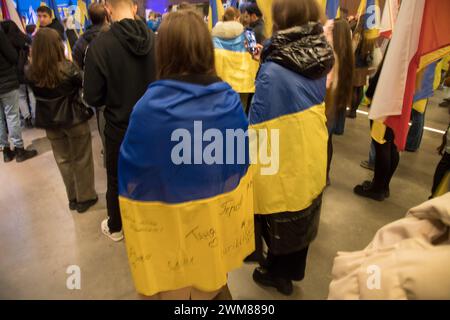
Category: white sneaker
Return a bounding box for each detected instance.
[101,219,124,242]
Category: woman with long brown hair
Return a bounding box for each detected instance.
[326,18,355,182]
[118,10,253,300]
[347,15,378,118]
[27,28,97,213]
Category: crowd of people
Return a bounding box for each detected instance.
[0,0,449,300]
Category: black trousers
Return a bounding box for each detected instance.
[372,127,399,193]
[431,152,450,196]
[350,86,364,115]
[266,246,309,281]
[105,133,123,233]
[327,134,333,181]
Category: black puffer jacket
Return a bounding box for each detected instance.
[261,22,335,80]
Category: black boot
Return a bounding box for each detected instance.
[3,147,15,163]
[354,183,386,201]
[15,147,38,163]
[253,267,293,296]
[25,117,34,128]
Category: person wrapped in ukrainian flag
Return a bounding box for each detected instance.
[211,5,259,111]
[118,10,254,300]
[249,0,334,296]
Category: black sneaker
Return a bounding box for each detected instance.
[253,268,293,296]
[439,99,450,108]
[3,147,15,163]
[15,147,37,163]
[69,200,77,211]
[354,184,386,201]
[76,197,98,214]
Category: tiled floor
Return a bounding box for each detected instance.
[0,89,448,300]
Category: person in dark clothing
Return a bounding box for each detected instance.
[37,6,66,40]
[0,26,37,163]
[354,127,399,201]
[84,0,156,242]
[431,125,449,198]
[27,28,97,213]
[249,0,333,296]
[1,20,35,127]
[244,3,265,44]
[72,3,109,70]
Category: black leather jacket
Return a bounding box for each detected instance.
[28,61,90,128]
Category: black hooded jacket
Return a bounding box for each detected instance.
[0,28,19,95]
[72,24,106,69]
[84,18,156,140]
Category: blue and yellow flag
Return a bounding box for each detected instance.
[358,0,380,40]
[249,62,329,215]
[119,80,254,296]
[209,0,224,30]
[320,0,340,19]
[213,33,260,93]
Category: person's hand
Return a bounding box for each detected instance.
[251,43,264,62]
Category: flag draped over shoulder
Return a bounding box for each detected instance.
[370,0,450,150]
[256,0,272,39]
[118,80,254,296]
[213,34,260,93]
[209,0,224,30]
[249,62,329,215]
[1,0,26,33]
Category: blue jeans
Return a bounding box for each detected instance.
[0,89,24,149]
[18,84,36,119]
[406,108,426,152]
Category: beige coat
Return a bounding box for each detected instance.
[328,193,450,300]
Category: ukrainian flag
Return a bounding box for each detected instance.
[319,0,340,19]
[213,34,260,93]
[358,0,380,40]
[119,80,254,296]
[209,0,224,30]
[249,62,329,215]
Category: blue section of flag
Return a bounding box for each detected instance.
[213,33,247,52]
[250,62,327,125]
[326,0,339,19]
[414,62,438,102]
[119,80,250,204]
[210,0,219,27]
[47,0,61,21]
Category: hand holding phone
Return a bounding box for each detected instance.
[244,29,258,55]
